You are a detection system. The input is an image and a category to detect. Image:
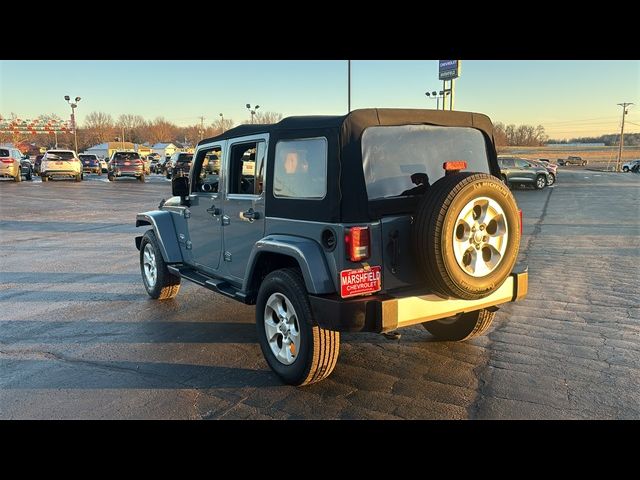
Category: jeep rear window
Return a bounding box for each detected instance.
[361,125,490,200]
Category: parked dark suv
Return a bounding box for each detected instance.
[108,151,145,182]
[135,109,528,386]
[498,156,550,189]
[165,152,193,179]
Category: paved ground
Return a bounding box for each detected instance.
[0,171,638,419]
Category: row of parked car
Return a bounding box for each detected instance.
[2,149,194,183]
[497,156,558,190]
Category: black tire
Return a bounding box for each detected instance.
[623,167,629,172]
[256,268,340,386]
[139,230,181,300]
[26,170,32,181]
[413,172,520,300]
[108,174,114,182]
[500,174,510,188]
[75,174,82,182]
[546,173,555,186]
[534,175,546,189]
[41,174,48,182]
[423,308,496,341]
[14,171,21,182]
[138,174,145,183]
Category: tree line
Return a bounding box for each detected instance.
[0,111,283,152]
[493,122,549,147]
[547,133,640,146]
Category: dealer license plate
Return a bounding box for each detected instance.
[340,266,382,298]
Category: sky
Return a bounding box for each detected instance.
[1,60,638,139]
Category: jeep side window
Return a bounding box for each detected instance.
[192,146,222,193]
[228,141,265,195]
[273,137,327,199]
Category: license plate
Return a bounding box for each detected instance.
[55,162,62,165]
[340,266,382,298]
[84,161,89,164]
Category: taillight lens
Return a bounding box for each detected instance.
[345,226,370,262]
[443,161,467,171]
[1,157,14,163]
[518,209,523,235]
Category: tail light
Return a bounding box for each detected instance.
[518,209,523,235]
[1,157,13,163]
[345,226,370,262]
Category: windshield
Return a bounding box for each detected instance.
[47,151,76,160]
[80,155,97,161]
[361,125,490,200]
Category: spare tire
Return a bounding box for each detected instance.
[413,172,520,300]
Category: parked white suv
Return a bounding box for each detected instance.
[41,150,83,182]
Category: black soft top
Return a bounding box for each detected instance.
[199,109,498,222]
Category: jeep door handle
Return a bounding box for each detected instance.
[241,209,260,221]
[206,206,221,216]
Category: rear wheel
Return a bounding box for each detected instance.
[108,173,115,182]
[256,268,340,386]
[423,309,496,341]
[14,171,21,182]
[75,174,82,182]
[139,230,181,299]
[546,173,555,186]
[138,174,145,183]
[623,166,629,172]
[535,175,546,189]
[41,174,48,182]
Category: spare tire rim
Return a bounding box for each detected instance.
[453,196,509,277]
[264,292,300,366]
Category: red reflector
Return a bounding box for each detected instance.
[518,209,523,235]
[443,161,467,171]
[345,226,370,262]
[1,158,14,163]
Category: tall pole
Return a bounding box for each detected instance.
[54,131,58,149]
[348,60,351,113]
[199,115,205,141]
[219,113,224,133]
[436,96,440,110]
[71,108,78,153]
[450,78,455,111]
[616,102,633,172]
[442,80,446,110]
[122,126,125,149]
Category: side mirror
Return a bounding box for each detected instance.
[172,175,190,198]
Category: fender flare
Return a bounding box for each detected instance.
[244,235,334,295]
[135,211,183,263]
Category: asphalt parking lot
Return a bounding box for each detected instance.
[0,171,638,419]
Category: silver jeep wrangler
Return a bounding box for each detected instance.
[135,108,528,386]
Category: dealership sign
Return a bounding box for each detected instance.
[439,60,460,80]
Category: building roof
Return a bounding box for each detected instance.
[152,143,176,149]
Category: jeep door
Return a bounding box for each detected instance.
[185,143,225,274]
[222,135,268,283]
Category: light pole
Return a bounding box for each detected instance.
[425,91,449,110]
[246,104,260,124]
[64,95,81,153]
[219,113,225,133]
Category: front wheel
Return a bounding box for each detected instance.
[256,268,340,386]
[423,308,496,341]
[139,230,181,299]
[623,167,629,172]
[535,175,547,189]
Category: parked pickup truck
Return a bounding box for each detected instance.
[557,156,587,166]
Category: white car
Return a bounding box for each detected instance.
[40,149,83,182]
[622,159,640,172]
[99,158,108,173]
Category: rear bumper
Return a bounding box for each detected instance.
[42,170,79,177]
[112,168,143,177]
[83,166,101,173]
[308,269,528,333]
[0,166,18,177]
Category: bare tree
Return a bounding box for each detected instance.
[83,111,115,145]
[242,111,283,125]
[146,117,178,144]
[116,114,146,144]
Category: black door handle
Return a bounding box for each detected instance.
[242,209,260,221]
[206,206,220,216]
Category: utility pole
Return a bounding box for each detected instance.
[198,116,205,141]
[616,102,633,172]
